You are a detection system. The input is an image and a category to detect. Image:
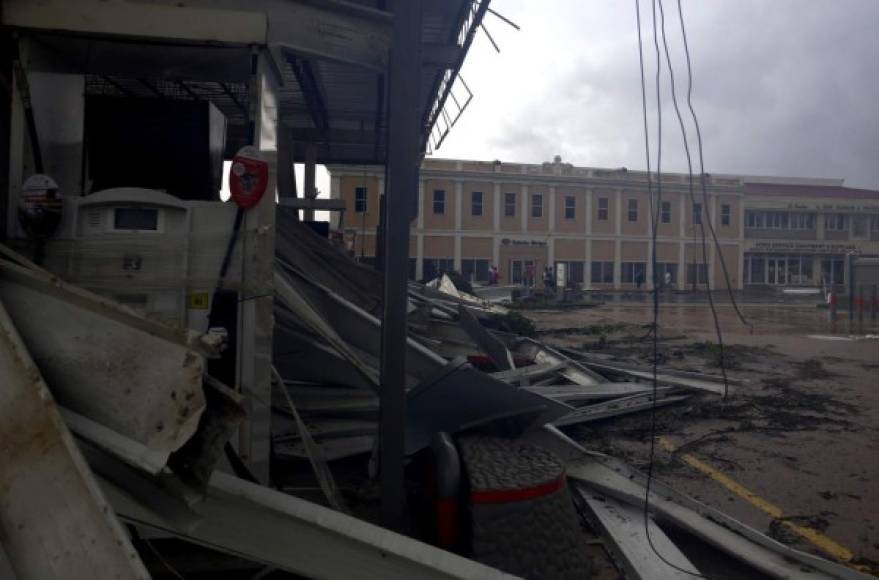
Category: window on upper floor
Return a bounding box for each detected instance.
[825,214,848,231]
[627,199,638,222]
[597,197,609,221]
[790,213,816,229]
[504,193,517,217]
[721,204,731,226]
[354,187,367,213]
[432,190,445,215]
[564,196,576,220]
[471,191,483,216]
[745,210,762,228]
[765,212,789,229]
[661,201,672,224]
[531,193,543,218]
[692,202,703,225]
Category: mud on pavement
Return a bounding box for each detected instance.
[524,302,879,573]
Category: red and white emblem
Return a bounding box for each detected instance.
[229,146,268,209]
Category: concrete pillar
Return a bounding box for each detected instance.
[679,193,687,239]
[614,189,622,236]
[454,180,463,231]
[453,234,462,272]
[585,189,592,235]
[417,179,425,230]
[613,238,621,289]
[548,185,556,232]
[678,241,686,288]
[585,238,592,290]
[239,50,279,483]
[521,183,529,232]
[492,182,501,233]
[492,236,501,271]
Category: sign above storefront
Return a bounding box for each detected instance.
[746,240,857,253]
[501,238,547,246]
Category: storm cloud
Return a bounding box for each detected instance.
[439,0,879,189]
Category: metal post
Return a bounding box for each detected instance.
[303,144,317,221]
[380,0,422,532]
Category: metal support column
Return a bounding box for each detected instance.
[380,0,422,532]
[303,143,317,221]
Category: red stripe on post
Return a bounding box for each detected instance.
[471,476,565,504]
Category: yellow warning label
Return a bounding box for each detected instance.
[188,292,210,310]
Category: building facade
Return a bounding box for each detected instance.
[329,157,879,290]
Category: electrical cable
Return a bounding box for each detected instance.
[636,1,718,577]
[675,0,751,329]
[638,1,706,577]
[656,0,732,401]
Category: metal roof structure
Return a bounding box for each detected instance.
[12,0,488,164]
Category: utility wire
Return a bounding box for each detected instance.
[656,0,732,403]
[640,1,706,577]
[638,1,713,577]
[676,0,751,329]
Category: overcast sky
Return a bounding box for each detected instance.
[436,0,879,189]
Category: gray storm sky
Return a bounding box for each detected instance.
[436,0,879,189]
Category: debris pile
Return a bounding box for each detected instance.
[0,225,869,579]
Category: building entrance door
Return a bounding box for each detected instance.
[510,259,537,286]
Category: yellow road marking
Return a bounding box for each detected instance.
[657,436,859,566]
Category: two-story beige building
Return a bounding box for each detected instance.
[329,157,879,290]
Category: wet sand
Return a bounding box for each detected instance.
[526,303,879,572]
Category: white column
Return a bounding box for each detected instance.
[738,244,746,290]
[547,238,555,269]
[454,181,463,231]
[417,179,424,230]
[453,235,462,271]
[679,193,687,238]
[678,241,686,288]
[548,185,556,233]
[492,182,501,233]
[521,183,529,232]
[614,189,622,236]
[492,236,501,270]
[708,244,716,288]
[585,238,592,290]
[585,189,592,235]
[416,234,424,279]
[613,239,622,289]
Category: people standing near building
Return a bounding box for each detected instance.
[543,266,554,290]
[489,265,499,285]
[664,270,672,290]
